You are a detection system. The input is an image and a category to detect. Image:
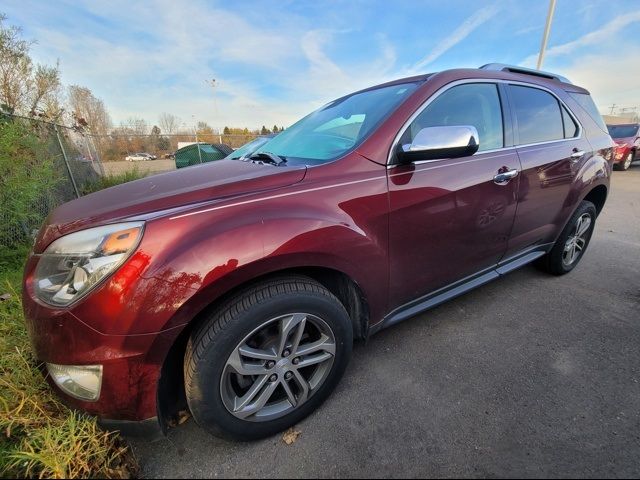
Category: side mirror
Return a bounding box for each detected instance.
[396,125,480,163]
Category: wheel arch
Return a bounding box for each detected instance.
[155,264,371,430]
[582,183,608,216]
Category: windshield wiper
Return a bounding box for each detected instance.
[247,151,286,166]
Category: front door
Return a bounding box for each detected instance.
[387,82,520,310]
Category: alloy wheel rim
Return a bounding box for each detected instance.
[624,153,633,169]
[220,313,336,422]
[562,213,591,266]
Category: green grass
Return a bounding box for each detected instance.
[0,246,139,478]
[80,168,146,195]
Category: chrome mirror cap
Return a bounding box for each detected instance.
[398,125,480,163]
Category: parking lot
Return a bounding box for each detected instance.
[102,159,176,176]
[131,165,640,478]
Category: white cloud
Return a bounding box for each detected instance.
[521,11,640,67]
[408,4,500,73]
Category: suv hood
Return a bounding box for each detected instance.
[35,160,307,252]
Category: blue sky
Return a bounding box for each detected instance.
[3,0,639,129]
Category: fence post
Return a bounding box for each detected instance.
[195,131,203,164]
[54,124,80,199]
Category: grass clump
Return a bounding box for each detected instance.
[0,245,138,479]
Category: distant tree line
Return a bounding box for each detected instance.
[223,125,285,135]
[0,13,286,162]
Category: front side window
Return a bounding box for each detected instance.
[257,82,420,165]
[510,85,564,145]
[400,83,504,153]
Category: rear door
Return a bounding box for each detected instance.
[387,81,520,309]
[504,83,590,258]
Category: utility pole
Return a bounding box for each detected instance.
[207,78,221,140]
[609,104,617,115]
[537,0,557,70]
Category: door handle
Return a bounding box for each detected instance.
[570,149,585,163]
[493,169,519,185]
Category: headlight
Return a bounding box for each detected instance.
[34,222,143,306]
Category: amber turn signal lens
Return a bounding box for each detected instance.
[101,227,141,255]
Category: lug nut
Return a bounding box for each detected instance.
[269,374,278,382]
[285,371,293,380]
[283,349,291,357]
[266,361,276,369]
[292,357,300,365]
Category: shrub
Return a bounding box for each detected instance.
[0,117,61,246]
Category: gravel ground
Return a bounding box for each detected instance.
[130,164,640,479]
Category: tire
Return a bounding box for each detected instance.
[184,275,353,440]
[619,152,633,171]
[536,200,597,275]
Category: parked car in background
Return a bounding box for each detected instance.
[607,123,639,170]
[125,152,155,162]
[225,134,276,160]
[23,64,613,441]
[174,142,233,168]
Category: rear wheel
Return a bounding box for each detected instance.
[536,201,597,275]
[184,276,353,440]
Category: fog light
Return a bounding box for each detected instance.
[47,364,103,401]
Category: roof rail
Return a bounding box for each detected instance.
[479,63,572,84]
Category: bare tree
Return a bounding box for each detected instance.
[67,85,112,135]
[158,112,180,134]
[0,14,62,117]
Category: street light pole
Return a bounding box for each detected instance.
[537,0,557,70]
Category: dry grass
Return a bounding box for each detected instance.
[0,245,139,479]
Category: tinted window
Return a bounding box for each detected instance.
[402,83,504,152]
[607,125,639,138]
[570,92,608,132]
[510,85,564,144]
[562,107,578,138]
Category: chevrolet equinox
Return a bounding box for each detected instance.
[23,64,614,440]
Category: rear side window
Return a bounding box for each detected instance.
[562,106,578,138]
[402,83,504,152]
[569,92,608,132]
[510,85,564,145]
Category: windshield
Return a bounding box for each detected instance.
[607,125,638,138]
[255,82,420,165]
[227,136,272,159]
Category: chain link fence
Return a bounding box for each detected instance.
[0,113,104,247]
[95,132,264,176]
[1,113,269,247]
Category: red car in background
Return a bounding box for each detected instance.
[607,123,639,170]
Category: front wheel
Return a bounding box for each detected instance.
[184,276,353,440]
[536,200,597,275]
[620,152,633,171]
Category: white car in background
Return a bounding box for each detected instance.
[125,152,156,161]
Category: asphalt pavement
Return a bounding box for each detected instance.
[130,164,640,478]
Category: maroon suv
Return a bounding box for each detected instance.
[23,64,613,440]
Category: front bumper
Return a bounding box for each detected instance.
[22,293,173,422]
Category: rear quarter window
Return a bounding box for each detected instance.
[569,92,608,133]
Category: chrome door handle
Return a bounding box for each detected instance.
[570,150,585,163]
[493,169,519,185]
